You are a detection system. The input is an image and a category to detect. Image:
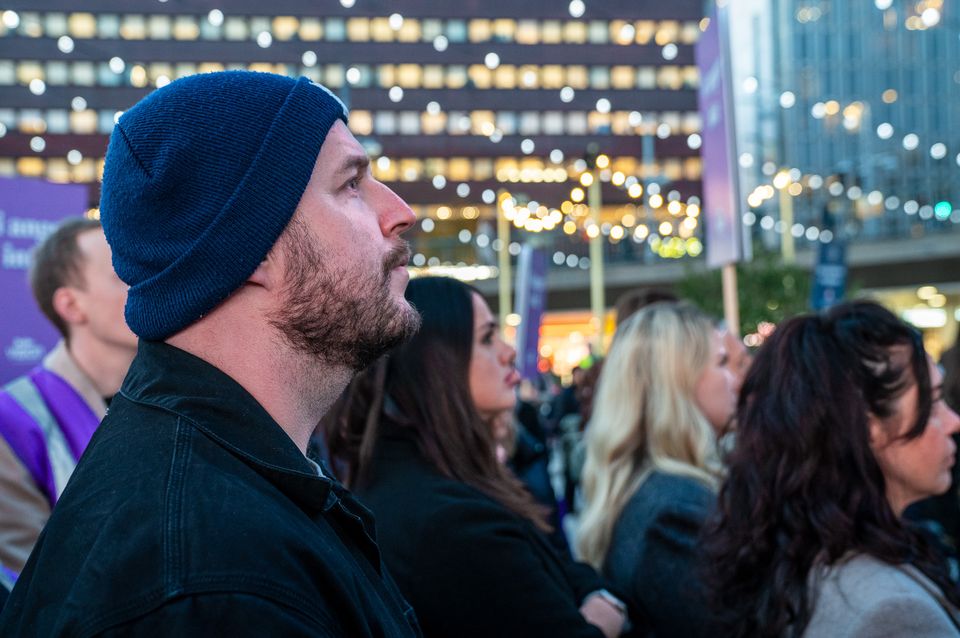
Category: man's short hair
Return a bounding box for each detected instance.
[29,217,102,339]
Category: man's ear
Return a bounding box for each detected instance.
[247,250,282,290]
[51,286,85,327]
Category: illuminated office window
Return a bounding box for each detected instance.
[173,16,199,40]
[588,111,612,133]
[19,110,45,134]
[68,13,97,38]
[496,112,517,136]
[0,159,15,177]
[661,112,681,132]
[0,62,14,85]
[352,64,374,88]
[148,15,171,39]
[587,21,608,44]
[325,18,345,41]
[566,65,588,89]
[98,110,116,133]
[398,159,422,181]
[397,64,422,88]
[301,67,321,82]
[663,159,682,181]
[18,13,42,37]
[98,62,122,87]
[324,64,344,87]
[655,21,679,45]
[17,62,44,85]
[682,66,699,88]
[299,18,322,41]
[470,110,496,135]
[448,111,471,135]
[174,63,197,79]
[636,21,655,44]
[681,113,702,134]
[611,66,634,89]
[373,155,398,181]
[448,158,471,181]
[98,14,120,38]
[516,20,539,44]
[347,17,371,41]
[349,110,373,135]
[370,17,394,42]
[72,61,95,86]
[680,22,700,44]
[45,61,69,85]
[541,65,564,89]
[446,20,467,43]
[564,21,587,44]
[46,110,69,134]
[47,159,71,184]
[250,17,271,39]
[474,158,494,181]
[567,112,588,135]
[397,19,420,42]
[17,158,46,178]
[684,157,702,179]
[469,19,491,43]
[70,109,97,134]
[542,20,562,43]
[399,112,420,135]
[610,20,633,45]
[272,16,299,40]
[519,65,539,88]
[421,112,447,134]
[149,63,174,84]
[423,65,444,89]
[0,109,13,130]
[129,64,149,87]
[224,17,247,40]
[589,66,610,89]
[119,15,146,40]
[421,19,443,41]
[543,111,564,135]
[519,111,540,135]
[492,19,515,42]
[446,66,468,89]
[378,65,396,88]
[494,66,517,89]
[423,158,446,179]
[71,159,98,183]
[611,112,632,135]
[657,67,683,90]
[44,13,68,37]
[637,67,657,89]
[199,17,221,40]
[468,65,492,90]
[374,112,396,135]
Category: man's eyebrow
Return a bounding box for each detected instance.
[333,155,370,178]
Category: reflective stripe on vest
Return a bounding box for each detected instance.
[3,377,76,498]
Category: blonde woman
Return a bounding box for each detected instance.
[577,302,737,637]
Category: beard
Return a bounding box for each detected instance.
[269,219,421,371]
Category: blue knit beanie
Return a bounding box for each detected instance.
[100,71,348,340]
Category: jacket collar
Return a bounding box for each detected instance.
[119,340,340,514]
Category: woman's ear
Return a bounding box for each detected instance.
[867,412,890,450]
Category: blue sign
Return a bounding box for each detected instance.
[811,240,847,310]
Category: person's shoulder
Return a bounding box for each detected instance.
[624,469,715,517]
[809,554,959,637]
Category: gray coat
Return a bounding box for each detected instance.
[602,470,717,637]
[804,553,960,637]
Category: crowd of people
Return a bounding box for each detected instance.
[0,70,959,637]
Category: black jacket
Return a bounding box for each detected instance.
[356,425,607,638]
[602,470,716,638]
[0,341,421,637]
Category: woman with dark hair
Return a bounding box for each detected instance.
[705,300,960,637]
[325,276,626,638]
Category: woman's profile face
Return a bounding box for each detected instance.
[872,357,960,515]
[468,292,520,421]
[693,330,738,434]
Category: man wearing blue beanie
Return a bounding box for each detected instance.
[0,71,423,636]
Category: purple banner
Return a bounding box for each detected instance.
[0,177,89,384]
[696,3,746,269]
[514,244,547,381]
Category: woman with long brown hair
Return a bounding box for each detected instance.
[325,276,626,638]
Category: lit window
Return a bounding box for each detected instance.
[16,62,44,85]
[224,17,247,40]
[18,12,42,37]
[446,66,467,89]
[657,67,683,90]
[682,66,699,88]
[587,21,608,44]
[563,21,587,44]
[19,109,46,134]
[637,67,657,89]
[45,61,69,85]
[663,159,682,181]
[398,112,420,135]
[348,17,371,41]
[119,15,146,40]
[149,63,174,84]
[174,63,197,80]
[541,65,564,89]
[68,13,97,38]
[519,112,540,135]
[199,17,221,40]
[71,158,98,183]
[474,158,494,181]
[542,21,562,43]
[421,19,443,41]
[589,66,610,90]
[98,110,116,133]
[272,16,299,40]
[655,21,679,45]
[612,66,634,89]
[493,65,516,89]
[423,65,444,89]
[468,65,492,90]
[173,16,199,40]
[70,109,97,134]
[72,62,95,86]
[299,18,322,41]
[683,158,702,180]
[397,19,420,42]
[324,64,344,87]
[516,20,539,44]
[44,13,68,37]
[636,21,655,44]
[148,15,171,39]
[374,112,396,135]
[448,158,471,181]
[681,113,702,134]
[543,111,564,135]
[397,64,422,88]
[17,157,46,178]
[611,112,633,135]
[349,110,373,136]
[680,21,700,44]
[566,66,588,90]
[469,19,491,42]
[421,111,447,135]
[470,110,495,135]
[98,62,122,87]
[325,18,345,41]
[519,65,539,88]
[47,159,71,184]
[588,111,611,134]
[0,159,16,176]
[398,159,422,181]
[492,19,515,41]
[446,20,467,43]
[0,61,14,85]
[567,112,588,135]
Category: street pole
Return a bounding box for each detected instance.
[721,263,741,337]
[497,191,512,326]
[588,177,605,355]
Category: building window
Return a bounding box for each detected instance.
[469,19,491,42]
[348,17,371,41]
[299,18,322,41]
[325,18,346,41]
[173,16,199,40]
[68,12,97,38]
